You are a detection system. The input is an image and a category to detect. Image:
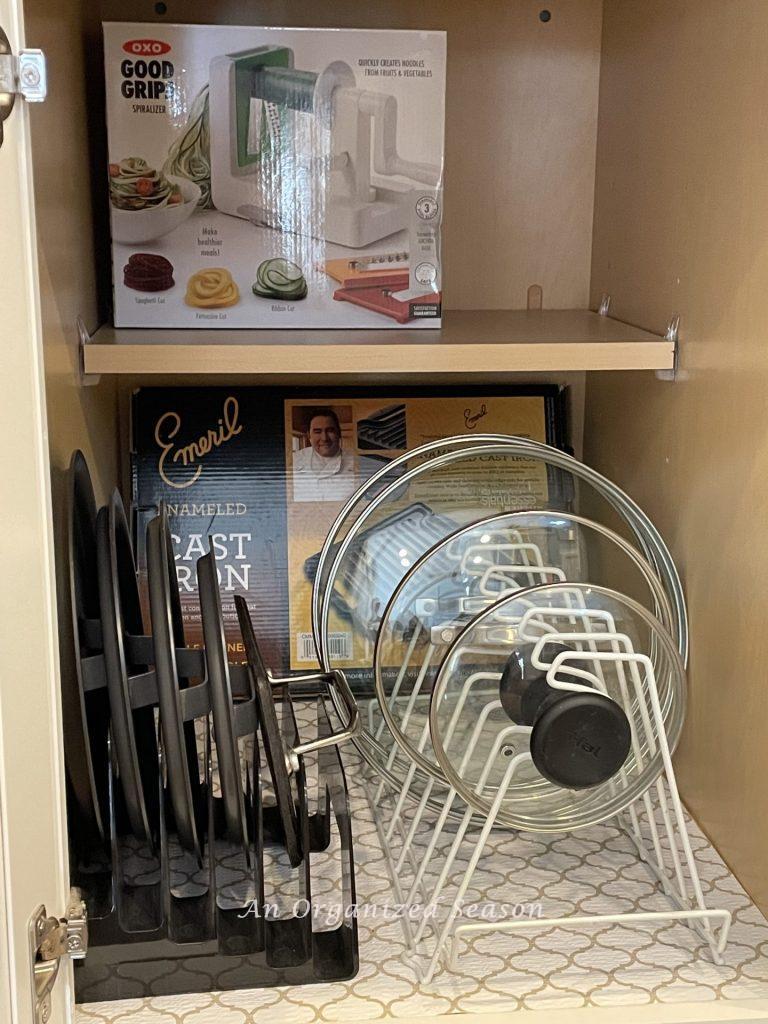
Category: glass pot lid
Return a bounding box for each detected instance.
[374,511,675,783]
[314,436,687,788]
[429,583,686,832]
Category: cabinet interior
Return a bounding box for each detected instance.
[22,0,768,924]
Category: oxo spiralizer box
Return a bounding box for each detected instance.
[103,23,446,328]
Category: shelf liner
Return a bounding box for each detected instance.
[77,701,768,1022]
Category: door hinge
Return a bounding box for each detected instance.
[28,889,88,1024]
[0,26,46,148]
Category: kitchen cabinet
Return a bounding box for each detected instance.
[1,2,767,1022]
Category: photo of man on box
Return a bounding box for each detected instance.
[292,407,356,503]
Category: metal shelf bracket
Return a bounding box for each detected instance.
[656,313,682,382]
[77,317,101,387]
[596,292,679,380]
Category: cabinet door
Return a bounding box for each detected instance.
[0,2,73,1022]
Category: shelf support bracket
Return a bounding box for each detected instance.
[655,313,681,382]
[77,316,101,387]
[526,284,543,310]
[598,293,611,316]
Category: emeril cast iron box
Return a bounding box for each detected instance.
[130,386,566,685]
[103,23,446,328]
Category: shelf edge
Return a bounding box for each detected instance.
[83,340,675,376]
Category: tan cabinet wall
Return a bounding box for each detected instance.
[586,0,768,914]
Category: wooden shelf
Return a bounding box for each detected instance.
[82,309,674,380]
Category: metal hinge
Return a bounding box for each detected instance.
[0,26,46,148]
[28,889,88,1024]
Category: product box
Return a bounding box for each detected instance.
[103,23,446,328]
[131,387,567,686]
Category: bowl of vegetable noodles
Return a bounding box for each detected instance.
[109,157,201,244]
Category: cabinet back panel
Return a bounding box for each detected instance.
[97,0,603,310]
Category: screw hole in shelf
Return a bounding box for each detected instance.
[540,9,552,22]
[155,2,167,14]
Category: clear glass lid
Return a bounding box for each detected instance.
[374,512,675,782]
[429,583,686,832]
[314,437,687,787]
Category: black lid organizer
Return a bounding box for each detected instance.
[65,452,359,1002]
[64,452,112,905]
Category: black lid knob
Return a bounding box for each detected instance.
[499,643,632,790]
[530,691,632,790]
[499,641,573,725]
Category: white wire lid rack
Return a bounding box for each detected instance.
[362,584,729,984]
